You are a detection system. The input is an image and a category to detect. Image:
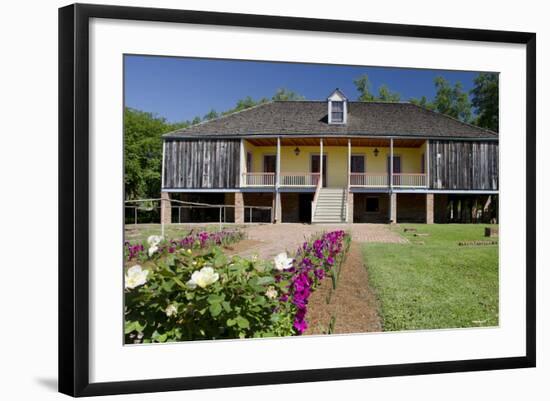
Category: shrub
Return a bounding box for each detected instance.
[124,229,245,262]
[125,247,294,343]
[124,230,351,342]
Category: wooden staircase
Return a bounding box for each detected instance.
[311,188,347,223]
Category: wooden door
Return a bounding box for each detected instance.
[311,155,327,187]
[387,155,401,185]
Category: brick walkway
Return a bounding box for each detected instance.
[238,223,407,259]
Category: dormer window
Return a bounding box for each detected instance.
[327,88,348,125]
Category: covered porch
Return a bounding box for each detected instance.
[240,137,429,190]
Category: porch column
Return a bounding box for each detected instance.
[320,138,324,187]
[347,192,354,223]
[276,137,281,188]
[390,137,394,189]
[347,138,351,189]
[239,138,246,187]
[274,192,282,223]
[389,193,397,224]
[426,140,430,187]
[234,192,244,224]
[275,137,281,224]
[160,191,172,225]
[426,193,434,224]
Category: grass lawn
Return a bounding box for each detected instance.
[362,224,499,332]
[125,223,246,243]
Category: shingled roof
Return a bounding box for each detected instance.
[164,101,497,139]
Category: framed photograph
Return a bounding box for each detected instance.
[58,3,536,397]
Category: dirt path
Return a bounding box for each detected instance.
[304,242,382,335]
[234,223,406,260]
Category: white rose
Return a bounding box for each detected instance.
[148,245,158,257]
[273,252,293,271]
[265,286,278,300]
[125,265,149,289]
[165,304,178,317]
[147,235,163,247]
[186,266,219,289]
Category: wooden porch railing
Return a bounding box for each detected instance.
[280,172,320,187]
[392,173,427,188]
[242,172,275,187]
[349,173,389,187]
[311,175,323,222]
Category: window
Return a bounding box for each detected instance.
[350,155,365,173]
[331,101,344,123]
[246,152,253,172]
[366,197,379,212]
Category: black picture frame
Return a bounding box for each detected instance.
[58,3,536,397]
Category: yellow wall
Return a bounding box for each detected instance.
[244,141,426,187]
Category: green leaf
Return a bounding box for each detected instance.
[236,316,250,329]
[207,294,224,304]
[227,318,236,327]
[209,302,222,317]
[253,296,266,306]
[172,276,187,290]
[256,276,275,285]
[222,301,232,312]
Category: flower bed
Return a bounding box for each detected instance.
[286,230,351,333]
[124,230,350,343]
[124,229,245,261]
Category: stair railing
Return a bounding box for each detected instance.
[310,177,323,222]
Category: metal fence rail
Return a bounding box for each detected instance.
[124,198,273,236]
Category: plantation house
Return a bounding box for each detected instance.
[161,89,498,224]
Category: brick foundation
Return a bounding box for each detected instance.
[426,193,434,224]
[234,192,244,224]
[160,191,171,225]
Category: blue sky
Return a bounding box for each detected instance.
[124,55,481,123]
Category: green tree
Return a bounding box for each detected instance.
[377,84,401,102]
[471,72,499,132]
[203,109,219,121]
[124,107,185,200]
[272,88,305,101]
[354,74,376,101]
[354,74,401,102]
[191,116,202,125]
[409,95,435,110]
[410,76,472,123]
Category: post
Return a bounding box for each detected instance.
[347,138,351,189]
[234,192,244,224]
[276,137,281,189]
[250,207,252,223]
[134,207,137,226]
[426,140,430,188]
[390,137,394,189]
[426,193,434,224]
[320,138,324,187]
[160,191,172,237]
[178,207,181,224]
[219,207,222,231]
[161,141,166,189]
[389,193,397,224]
[240,138,246,188]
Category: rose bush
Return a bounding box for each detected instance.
[125,229,245,262]
[124,230,350,342]
[125,246,295,343]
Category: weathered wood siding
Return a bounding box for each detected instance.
[163,139,240,189]
[429,140,498,190]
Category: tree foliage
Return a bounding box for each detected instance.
[410,76,472,123]
[124,108,187,200]
[471,72,499,132]
[272,88,305,101]
[354,74,401,102]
